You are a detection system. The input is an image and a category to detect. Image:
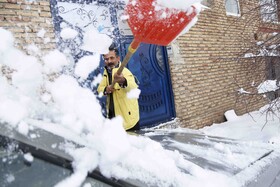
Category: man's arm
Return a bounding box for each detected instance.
[114,68,138,91]
[114,73,127,88]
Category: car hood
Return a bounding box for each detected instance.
[140,128,280,187]
[1,120,280,187]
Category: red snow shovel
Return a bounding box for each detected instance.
[112,0,197,85]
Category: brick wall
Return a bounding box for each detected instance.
[169,0,269,128]
[0,0,56,54]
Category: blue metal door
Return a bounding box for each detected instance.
[50,0,176,128]
[120,40,176,127]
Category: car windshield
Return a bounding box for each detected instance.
[0,144,111,187]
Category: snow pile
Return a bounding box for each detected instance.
[224,110,239,121]
[257,80,279,94]
[0,28,105,135]
[201,108,280,143]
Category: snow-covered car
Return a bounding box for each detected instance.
[1,120,280,187]
[143,129,280,187]
[0,121,144,187]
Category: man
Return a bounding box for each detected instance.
[97,44,140,131]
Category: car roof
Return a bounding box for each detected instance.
[140,129,273,175]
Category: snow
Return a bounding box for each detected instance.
[257,79,279,94]
[42,49,70,74]
[224,110,239,121]
[200,106,280,143]
[1,1,280,185]
[155,0,201,10]
[55,147,99,187]
[60,28,78,40]
[80,29,112,54]
[74,55,100,79]
[5,174,15,183]
[18,121,29,136]
[179,13,199,36]
[244,53,254,58]
[0,28,14,53]
[47,74,104,134]
[238,88,251,94]
[126,88,141,99]
[26,44,41,56]
[244,47,280,57]
[0,98,28,126]
[37,28,46,38]
[23,152,34,163]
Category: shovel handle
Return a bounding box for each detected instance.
[111,39,140,87]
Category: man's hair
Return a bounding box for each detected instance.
[109,43,119,57]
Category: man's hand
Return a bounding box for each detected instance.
[114,73,126,84]
[106,85,115,94]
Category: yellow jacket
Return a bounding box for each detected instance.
[97,66,140,130]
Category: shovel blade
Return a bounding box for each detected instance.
[125,0,197,47]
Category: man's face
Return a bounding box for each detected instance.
[104,50,120,70]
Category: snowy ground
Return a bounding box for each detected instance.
[200,108,280,144]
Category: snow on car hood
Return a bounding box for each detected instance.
[2,119,279,187]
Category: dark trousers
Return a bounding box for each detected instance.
[126,121,140,131]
